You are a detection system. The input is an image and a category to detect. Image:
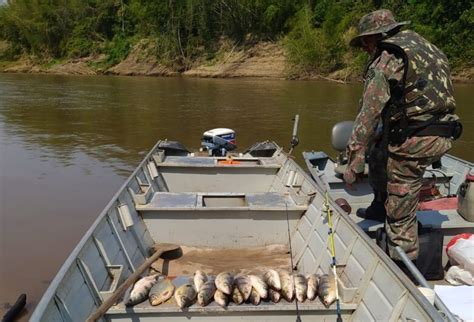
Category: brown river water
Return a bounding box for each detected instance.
[0,73,472,319]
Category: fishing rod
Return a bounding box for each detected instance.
[288,114,299,156]
[324,192,343,322]
[283,115,302,322]
[285,202,302,322]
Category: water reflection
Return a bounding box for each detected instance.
[0,74,366,175]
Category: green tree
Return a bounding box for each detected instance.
[0,0,471,73]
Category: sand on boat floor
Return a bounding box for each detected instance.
[150,244,292,277]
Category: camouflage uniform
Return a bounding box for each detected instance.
[345,10,459,261]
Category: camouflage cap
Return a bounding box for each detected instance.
[350,9,409,47]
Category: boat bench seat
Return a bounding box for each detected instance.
[353,209,474,266]
[326,167,454,186]
[136,192,307,247]
[156,155,282,168]
[106,301,357,317]
[354,209,474,232]
[136,192,308,212]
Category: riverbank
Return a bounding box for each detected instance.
[1,40,472,83]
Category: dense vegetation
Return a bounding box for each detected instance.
[0,0,472,74]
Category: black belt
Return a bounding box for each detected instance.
[407,121,462,139]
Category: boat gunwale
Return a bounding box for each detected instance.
[442,153,474,166]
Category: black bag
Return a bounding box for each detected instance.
[417,227,444,280]
[376,226,444,280]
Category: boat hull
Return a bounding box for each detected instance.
[31,141,444,321]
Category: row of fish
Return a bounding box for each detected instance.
[123,269,337,309]
[191,269,337,308]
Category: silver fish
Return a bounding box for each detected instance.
[248,287,261,305]
[197,280,216,307]
[174,283,197,309]
[215,272,234,295]
[269,288,281,303]
[214,289,229,307]
[232,285,244,304]
[263,269,281,290]
[149,278,175,306]
[124,274,161,306]
[318,273,336,307]
[279,270,294,302]
[194,270,208,293]
[249,274,268,299]
[235,274,252,301]
[294,274,307,302]
[306,274,318,301]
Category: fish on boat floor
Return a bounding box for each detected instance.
[112,273,356,314]
[150,245,291,276]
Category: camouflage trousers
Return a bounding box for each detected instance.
[385,154,441,260]
[367,135,453,260]
[368,139,388,203]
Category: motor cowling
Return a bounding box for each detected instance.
[201,128,236,156]
[458,170,474,222]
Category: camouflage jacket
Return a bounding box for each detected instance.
[344,50,454,183]
[381,30,456,121]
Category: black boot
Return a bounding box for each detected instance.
[393,259,419,285]
[356,200,387,222]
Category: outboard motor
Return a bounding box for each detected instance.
[331,121,354,166]
[458,170,474,222]
[201,128,236,156]
[331,121,372,176]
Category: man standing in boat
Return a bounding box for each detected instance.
[343,9,462,264]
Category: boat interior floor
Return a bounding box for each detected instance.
[149,244,292,277]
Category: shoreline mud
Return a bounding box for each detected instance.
[1,41,472,83]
